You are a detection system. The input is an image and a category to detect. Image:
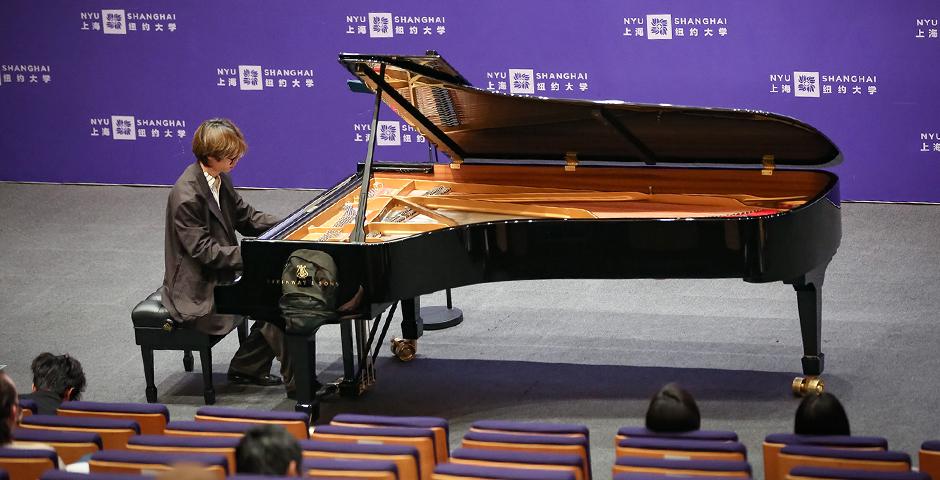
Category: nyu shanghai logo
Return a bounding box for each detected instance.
[914,18,938,39]
[0,64,53,86]
[215,65,315,91]
[352,121,426,146]
[622,13,728,39]
[89,115,187,140]
[484,68,591,96]
[80,9,178,34]
[920,132,940,154]
[345,12,447,37]
[768,71,878,98]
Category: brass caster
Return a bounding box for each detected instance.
[792,376,824,396]
[390,337,417,362]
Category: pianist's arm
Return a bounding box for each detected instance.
[231,188,280,237]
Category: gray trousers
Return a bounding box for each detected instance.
[227,319,294,391]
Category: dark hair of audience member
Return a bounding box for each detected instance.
[31,353,86,401]
[235,424,302,476]
[645,382,701,432]
[0,371,17,445]
[794,392,851,435]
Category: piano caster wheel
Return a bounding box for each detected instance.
[390,337,417,362]
[792,376,824,396]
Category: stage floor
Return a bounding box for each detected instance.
[1,182,938,477]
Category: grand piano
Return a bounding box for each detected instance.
[216,52,841,415]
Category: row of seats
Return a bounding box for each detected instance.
[5,401,940,480]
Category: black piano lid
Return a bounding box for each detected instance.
[338,52,842,169]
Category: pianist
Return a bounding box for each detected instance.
[159,118,291,392]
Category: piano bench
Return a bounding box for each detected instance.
[131,291,247,405]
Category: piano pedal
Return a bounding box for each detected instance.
[390,337,417,362]
[791,376,824,396]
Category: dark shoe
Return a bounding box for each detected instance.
[227,372,283,386]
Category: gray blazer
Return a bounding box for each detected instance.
[159,162,279,334]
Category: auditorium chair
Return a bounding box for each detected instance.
[131,290,247,405]
[0,448,58,480]
[42,472,153,480]
[301,440,422,480]
[17,399,37,419]
[762,434,888,480]
[57,401,169,435]
[461,430,590,480]
[304,457,400,480]
[616,437,747,462]
[919,440,940,480]
[773,446,910,480]
[162,420,255,438]
[786,466,930,480]
[331,413,450,461]
[126,434,240,473]
[18,415,139,450]
[195,406,309,439]
[613,474,746,480]
[615,426,738,444]
[449,447,585,480]
[311,424,438,479]
[433,463,577,480]
[12,428,102,464]
[612,457,752,478]
[88,450,227,479]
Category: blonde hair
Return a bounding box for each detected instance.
[192,118,247,165]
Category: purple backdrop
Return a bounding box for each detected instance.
[1,0,938,202]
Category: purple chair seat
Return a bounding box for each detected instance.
[90,450,228,473]
[0,448,59,464]
[303,457,398,473]
[781,445,910,463]
[195,407,307,422]
[165,420,255,434]
[471,421,588,437]
[618,437,747,454]
[59,401,169,421]
[451,447,583,467]
[14,429,103,449]
[618,426,738,442]
[921,440,940,451]
[789,466,930,480]
[300,440,419,456]
[613,474,744,480]
[313,424,435,439]
[18,398,38,416]
[42,471,154,480]
[615,456,752,474]
[434,463,576,480]
[128,435,240,449]
[21,415,140,433]
[332,413,448,434]
[464,431,588,446]
[766,433,888,449]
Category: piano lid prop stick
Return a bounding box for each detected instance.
[350,62,386,244]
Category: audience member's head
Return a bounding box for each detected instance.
[31,352,86,401]
[235,424,302,476]
[645,382,701,432]
[0,371,18,445]
[794,392,850,436]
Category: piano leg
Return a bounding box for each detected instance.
[286,332,323,420]
[787,264,827,395]
[392,297,423,361]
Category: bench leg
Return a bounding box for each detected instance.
[199,347,215,405]
[183,350,194,372]
[141,346,158,403]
